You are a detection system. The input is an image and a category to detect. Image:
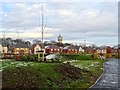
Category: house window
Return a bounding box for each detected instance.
[58,49,59,51]
[54,49,56,51]
[69,49,71,51]
[51,49,53,51]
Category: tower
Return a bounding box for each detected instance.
[58,34,62,44]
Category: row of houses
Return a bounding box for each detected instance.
[0,41,120,56]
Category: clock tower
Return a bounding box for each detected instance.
[58,34,62,44]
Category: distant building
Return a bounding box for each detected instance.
[96,47,106,55]
[106,46,112,58]
[63,45,77,54]
[75,46,85,53]
[13,42,30,55]
[45,45,62,54]
[31,44,42,54]
[2,41,9,54]
[7,44,15,54]
[85,47,95,54]
[0,43,2,54]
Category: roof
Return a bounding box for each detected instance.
[2,41,9,47]
[46,45,61,49]
[15,42,29,48]
[8,44,16,51]
[0,38,3,42]
[32,44,44,49]
[63,45,76,50]
[75,46,84,50]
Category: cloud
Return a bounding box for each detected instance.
[0,0,119,2]
[0,2,118,45]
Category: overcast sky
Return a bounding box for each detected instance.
[0,0,118,46]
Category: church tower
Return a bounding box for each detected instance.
[58,34,62,44]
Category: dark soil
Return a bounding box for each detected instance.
[55,63,81,80]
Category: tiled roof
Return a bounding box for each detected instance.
[46,45,61,49]
[32,44,44,49]
[63,45,76,49]
[15,42,29,48]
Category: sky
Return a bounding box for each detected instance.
[0,0,119,46]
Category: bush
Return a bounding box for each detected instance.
[27,55,34,61]
[13,55,20,60]
[20,56,28,61]
[60,54,94,60]
[18,54,47,62]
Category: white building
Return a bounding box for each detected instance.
[32,44,42,54]
[78,47,85,52]
[0,44,3,53]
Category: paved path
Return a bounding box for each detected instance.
[91,59,119,89]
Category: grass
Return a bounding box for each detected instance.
[1,55,105,89]
[70,59,105,87]
[60,54,94,60]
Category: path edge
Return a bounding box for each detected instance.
[89,60,106,89]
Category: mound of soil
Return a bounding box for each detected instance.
[55,63,81,80]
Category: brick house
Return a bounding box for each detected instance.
[86,47,96,54]
[45,45,62,54]
[105,46,112,58]
[63,45,77,54]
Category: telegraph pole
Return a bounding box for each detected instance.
[41,4,45,62]
[37,4,45,62]
[41,5,44,44]
[2,28,6,58]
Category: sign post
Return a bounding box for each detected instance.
[37,49,44,62]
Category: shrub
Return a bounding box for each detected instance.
[17,54,47,62]
[20,56,28,61]
[13,55,20,60]
[27,55,34,61]
[60,54,94,60]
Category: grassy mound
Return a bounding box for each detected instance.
[2,61,82,88]
[2,59,104,89]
